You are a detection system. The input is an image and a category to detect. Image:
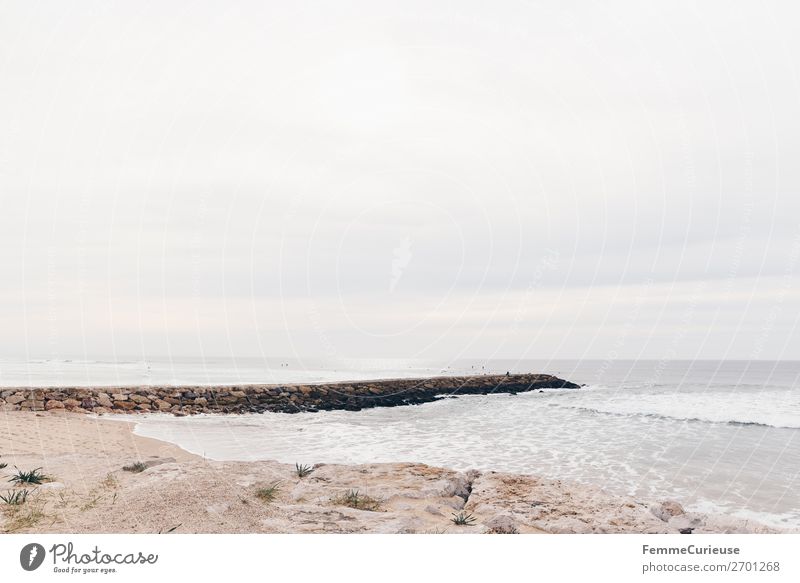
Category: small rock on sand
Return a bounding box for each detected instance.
[651,500,685,522]
[206,503,230,515]
[485,515,518,534]
[424,505,443,516]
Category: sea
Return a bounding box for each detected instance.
[2,357,798,529]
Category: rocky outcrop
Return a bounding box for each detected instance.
[0,373,579,416]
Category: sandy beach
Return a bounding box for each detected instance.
[0,411,784,534]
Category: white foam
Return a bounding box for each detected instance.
[561,384,800,429]
[129,389,800,529]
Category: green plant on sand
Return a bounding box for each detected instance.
[0,489,29,505]
[451,511,477,526]
[255,482,281,503]
[331,489,382,512]
[8,467,48,485]
[295,463,314,478]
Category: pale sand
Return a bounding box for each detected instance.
[0,411,783,534]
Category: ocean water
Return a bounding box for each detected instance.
[3,358,799,529]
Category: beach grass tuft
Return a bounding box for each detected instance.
[0,489,29,505]
[255,482,281,503]
[122,462,147,473]
[331,489,382,512]
[80,494,103,512]
[295,463,314,478]
[451,511,477,526]
[8,467,48,485]
[3,505,46,533]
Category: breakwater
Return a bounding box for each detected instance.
[0,373,579,415]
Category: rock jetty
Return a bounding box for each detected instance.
[0,373,579,416]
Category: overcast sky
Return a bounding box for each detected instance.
[2,0,800,361]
